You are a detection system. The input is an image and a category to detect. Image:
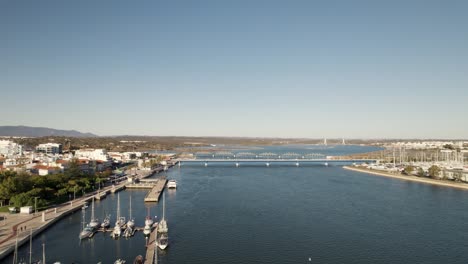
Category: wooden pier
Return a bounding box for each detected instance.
[144,178,167,202]
[144,226,158,264]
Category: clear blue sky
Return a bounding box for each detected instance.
[1,0,467,138]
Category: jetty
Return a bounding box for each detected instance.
[144,225,158,264]
[111,184,126,193]
[144,178,167,202]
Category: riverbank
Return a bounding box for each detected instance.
[343,166,468,191]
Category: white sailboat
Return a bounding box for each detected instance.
[126,195,135,228]
[123,195,135,237]
[79,207,94,239]
[89,197,100,229]
[145,206,155,227]
[111,193,125,238]
[101,214,111,229]
[157,233,168,250]
[158,193,168,234]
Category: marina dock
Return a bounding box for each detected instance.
[111,184,126,193]
[144,225,159,264]
[144,178,167,202]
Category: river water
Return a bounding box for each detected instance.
[6,145,468,263]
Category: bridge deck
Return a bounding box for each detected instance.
[179,159,375,162]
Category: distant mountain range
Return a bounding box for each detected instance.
[0,126,97,138]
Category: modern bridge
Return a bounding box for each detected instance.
[177,151,376,167]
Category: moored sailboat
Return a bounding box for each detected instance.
[79,207,94,239]
[89,197,100,229]
[158,193,168,234]
[111,193,125,238]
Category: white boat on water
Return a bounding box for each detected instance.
[101,214,111,229]
[79,209,94,239]
[157,233,168,250]
[126,195,135,229]
[158,193,168,233]
[89,197,100,229]
[114,259,126,264]
[144,207,155,227]
[167,179,177,189]
[143,225,152,236]
[111,193,125,238]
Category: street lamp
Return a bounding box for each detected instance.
[34,197,38,215]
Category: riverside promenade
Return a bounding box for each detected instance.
[344,166,468,191]
[0,182,122,259]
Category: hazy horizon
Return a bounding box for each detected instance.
[2,1,467,138]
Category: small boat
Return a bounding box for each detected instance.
[133,255,143,264]
[167,179,177,189]
[144,207,155,227]
[123,226,134,238]
[101,214,111,229]
[143,225,152,236]
[114,259,126,264]
[157,233,168,250]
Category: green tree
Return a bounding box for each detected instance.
[428,165,441,178]
[417,168,425,177]
[403,166,415,175]
[10,192,32,207]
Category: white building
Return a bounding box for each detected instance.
[74,149,110,161]
[0,140,23,157]
[36,143,62,154]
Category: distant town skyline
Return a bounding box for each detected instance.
[1,1,467,139]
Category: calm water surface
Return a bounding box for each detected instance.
[7,145,468,263]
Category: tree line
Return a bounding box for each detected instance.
[0,160,109,209]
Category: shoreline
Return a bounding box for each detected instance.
[343,166,468,191]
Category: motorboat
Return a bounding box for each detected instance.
[114,259,126,264]
[167,179,177,189]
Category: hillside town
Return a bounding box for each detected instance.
[0,139,174,176]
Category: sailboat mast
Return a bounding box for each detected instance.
[116,193,120,221]
[29,228,32,264]
[91,197,95,221]
[42,243,45,264]
[164,193,166,220]
[13,234,18,264]
[129,195,132,220]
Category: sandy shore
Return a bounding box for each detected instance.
[343,166,468,191]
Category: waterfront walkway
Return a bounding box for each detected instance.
[144,225,158,264]
[344,166,468,191]
[0,182,120,259]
